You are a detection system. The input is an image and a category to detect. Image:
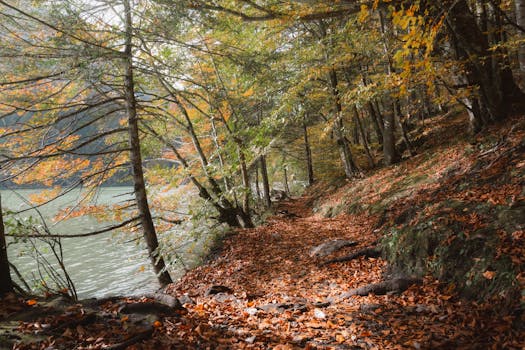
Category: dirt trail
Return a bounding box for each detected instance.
[159,197,523,349]
[2,195,523,349]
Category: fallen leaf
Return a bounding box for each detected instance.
[483,270,496,280]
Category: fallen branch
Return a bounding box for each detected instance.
[321,246,381,265]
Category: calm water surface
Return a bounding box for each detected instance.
[2,187,161,299]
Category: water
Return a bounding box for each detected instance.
[1,187,161,299]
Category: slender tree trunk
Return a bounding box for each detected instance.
[329,68,357,178]
[237,146,251,216]
[283,166,290,196]
[368,101,384,145]
[379,9,400,165]
[209,116,230,191]
[383,106,400,165]
[0,196,13,296]
[374,100,385,129]
[303,113,315,186]
[352,123,360,144]
[123,0,172,287]
[395,102,415,156]
[318,20,357,178]
[254,167,261,199]
[353,106,375,168]
[260,155,271,208]
[516,0,525,85]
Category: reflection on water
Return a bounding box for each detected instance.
[1,187,160,299]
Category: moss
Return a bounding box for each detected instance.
[382,201,520,302]
[382,224,441,277]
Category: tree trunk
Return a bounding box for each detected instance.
[123,0,172,287]
[368,101,384,145]
[329,67,358,178]
[303,114,315,186]
[516,0,525,85]
[237,146,251,216]
[254,167,261,199]
[353,106,375,168]
[260,155,271,208]
[0,195,13,296]
[283,166,291,196]
[395,102,415,157]
[383,104,400,165]
[379,8,400,165]
[446,0,524,132]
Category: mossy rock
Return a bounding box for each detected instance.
[382,210,518,302]
[496,203,525,234]
[382,225,442,277]
[431,232,517,301]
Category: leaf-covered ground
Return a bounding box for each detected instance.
[1,112,524,349]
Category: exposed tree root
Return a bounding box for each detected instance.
[105,327,154,350]
[330,277,422,302]
[47,312,97,335]
[321,246,381,265]
[309,239,359,258]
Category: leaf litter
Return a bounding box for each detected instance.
[2,113,524,349]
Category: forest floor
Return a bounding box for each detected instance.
[1,112,524,349]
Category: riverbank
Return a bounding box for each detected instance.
[2,112,524,349]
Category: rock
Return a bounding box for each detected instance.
[147,292,183,309]
[178,294,195,306]
[309,239,358,258]
[259,303,307,314]
[205,285,233,296]
[359,304,382,313]
[119,301,175,315]
[244,307,258,316]
[213,293,237,303]
[313,309,326,319]
[259,303,290,313]
[245,335,256,344]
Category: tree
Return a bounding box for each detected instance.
[0,0,174,286]
[123,0,172,286]
[0,196,13,296]
[517,0,525,84]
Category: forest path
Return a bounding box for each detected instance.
[160,196,522,349]
[2,195,522,349]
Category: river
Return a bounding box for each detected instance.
[1,187,162,299]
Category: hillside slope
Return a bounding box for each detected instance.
[159,112,524,349]
[3,113,523,349]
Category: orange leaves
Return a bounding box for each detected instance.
[241,87,255,98]
[28,186,62,205]
[482,270,496,280]
[12,158,90,187]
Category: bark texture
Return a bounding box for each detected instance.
[123,0,172,286]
